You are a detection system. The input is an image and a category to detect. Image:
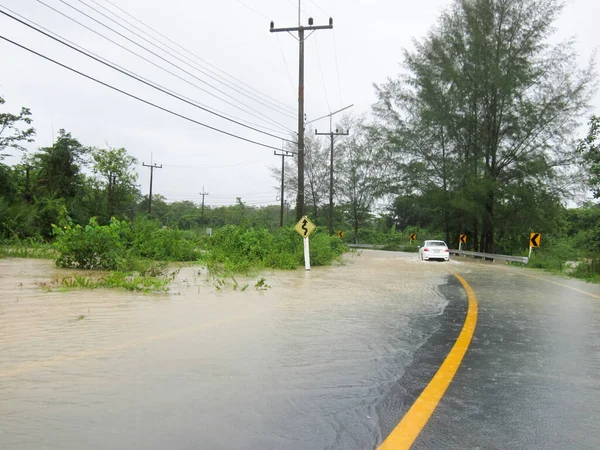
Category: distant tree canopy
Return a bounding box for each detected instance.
[373,0,595,252]
[1,0,598,267]
[0,95,35,160]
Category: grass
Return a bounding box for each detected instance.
[39,272,171,293]
[0,241,57,259]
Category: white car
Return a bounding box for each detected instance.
[418,240,450,261]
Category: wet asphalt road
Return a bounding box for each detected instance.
[413,262,600,450]
[1,252,600,449]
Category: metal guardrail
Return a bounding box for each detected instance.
[347,244,385,249]
[450,249,528,264]
[347,244,528,264]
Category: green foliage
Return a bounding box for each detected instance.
[0,95,35,160]
[34,130,88,200]
[374,0,595,253]
[578,115,600,198]
[0,197,37,239]
[203,225,347,274]
[91,147,139,221]
[0,238,56,259]
[527,236,581,271]
[53,217,128,270]
[129,217,200,261]
[45,272,170,293]
[52,216,201,271]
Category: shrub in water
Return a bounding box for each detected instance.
[52,217,128,270]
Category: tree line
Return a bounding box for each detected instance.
[1,0,599,260]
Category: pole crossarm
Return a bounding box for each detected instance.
[270,24,333,33]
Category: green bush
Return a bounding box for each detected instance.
[527,236,580,271]
[130,217,200,261]
[52,217,128,270]
[203,225,347,273]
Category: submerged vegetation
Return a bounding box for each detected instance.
[1,217,348,292]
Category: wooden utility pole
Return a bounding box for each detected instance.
[199,186,209,228]
[316,125,349,235]
[274,149,295,227]
[270,6,333,221]
[142,161,162,215]
[310,105,353,235]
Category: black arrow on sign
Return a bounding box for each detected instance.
[301,219,308,236]
[460,235,467,244]
[530,233,540,247]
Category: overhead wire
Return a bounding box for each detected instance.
[0,34,285,151]
[332,31,344,106]
[231,0,296,97]
[276,34,298,96]
[303,0,345,107]
[81,0,297,118]
[314,34,331,112]
[160,161,264,169]
[307,0,330,16]
[100,0,295,115]
[0,8,296,144]
[35,0,296,132]
[30,0,293,134]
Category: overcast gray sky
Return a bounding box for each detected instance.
[1,0,598,207]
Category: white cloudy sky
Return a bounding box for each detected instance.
[1,0,598,207]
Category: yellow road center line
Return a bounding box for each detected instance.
[378,272,478,450]
[519,272,600,299]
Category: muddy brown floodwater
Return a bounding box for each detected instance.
[0,251,458,450]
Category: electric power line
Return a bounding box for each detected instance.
[0,8,297,144]
[0,34,284,151]
[100,0,296,114]
[1,5,289,137]
[332,31,344,106]
[233,0,269,20]
[307,0,331,17]
[159,161,264,169]
[35,0,296,132]
[30,0,293,134]
[314,35,331,112]
[79,0,297,118]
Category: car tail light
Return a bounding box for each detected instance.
[445,249,449,252]
[424,248,429,252]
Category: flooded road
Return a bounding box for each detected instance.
[1,252,455,450]
[2,252,600,449]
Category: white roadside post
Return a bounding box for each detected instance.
[294,216,316,271]
[304,237,310,270]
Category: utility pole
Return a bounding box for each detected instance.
[311,104,353,235]
[274,149,295,227]
[270,7,333,221]
[199,186,209,228]
[316,126,349,236]
[142,160,162,216]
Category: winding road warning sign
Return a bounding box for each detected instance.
[294,216,316,238]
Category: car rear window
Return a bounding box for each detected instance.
[428,241,446,246]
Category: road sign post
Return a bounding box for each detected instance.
[303,237,310,270]
[294,216,316,271]
[459,234,467,251]
[409,233,416,245]
[529,232,541,259]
